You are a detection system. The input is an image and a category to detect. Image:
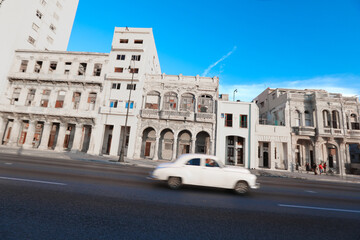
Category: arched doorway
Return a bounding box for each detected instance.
[195,131,210,154]
[141,127,156,158]
[160,129,174,160]
[177,130,191,157]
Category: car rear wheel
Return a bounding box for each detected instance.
[234,181,249,195]
[167,177,182,190]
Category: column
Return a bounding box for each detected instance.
[191,138,196,153]
[133,136,142,159]
[71,124,83,152]
[339,142,346,176]
[23,120,36,149]
[152,136,159,160]
[270,141,276,169]
[88,125,99,155]
[210,139,215,155]
[110,125,121,156]
[8,119,21,146]
[55,123,67,151]
[39,122,52,149]
[172,137,178,160]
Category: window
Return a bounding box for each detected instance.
[323,110,331,127]
[65,62,72,65]
[260,102,264,108]
[72,92,81,109]
[205,159,219,167]
[64,69,70,75]
[227,136,234,145]
[127,84,136,90]
[164,92,177,110]
[87,92,97,110]
[25,89,36,106]
[93,64,102,76]
[56,1,62,9]
[34,61,43,73]
[125,101,134,109]
[131,55,141,61]
[53,12,59,20]
[112,83,121,90]
[11,88,21,105]
[47,36,53,44]
[78,63,87,75]
[332,110,340,129]
[55,91,66,108]
[186,158,201,166]
[19,60,28,72]
[120,39,128,43]
[28,36,36,45]
[40,90,51,107]
[64,62,71,74]
[145,91,160,109]
[240,115,248,128]
[114,67,123,73]
[351,114,360,130]
[129,68,139,74]
[225,114,233,127]
[198,95,213,113]
[295,110,301,126]
[134,39,143,44]
[305,110,312,127]
[49,24,56,32]
[49,61,57,73]
[32,23,39,32]
[110,100,118,108]
[116,55,125,60]
[227,147,234,157]
[180,93,195,111]
[36,10,42,19]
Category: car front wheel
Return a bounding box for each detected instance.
[167,177,182,190]
[234,181,249,195]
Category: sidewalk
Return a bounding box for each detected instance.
[1,145,360,184]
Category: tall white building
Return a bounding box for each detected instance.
[0,0,79,94]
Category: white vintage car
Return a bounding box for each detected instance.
[149,154,260,194]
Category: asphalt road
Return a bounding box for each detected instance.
[0,153,359,240]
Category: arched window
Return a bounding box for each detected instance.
[295,110,301,126]
[332,110,340,129]
[305,110,312,127]
[351,114,359,130]
[323,110,331,127]
[198,95,213,113]
[145,91,160,109]
[163,92,178,110]
[180,93,195,112]
[55,90,66,108]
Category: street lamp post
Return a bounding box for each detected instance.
[118,61,135,162]
[233,89,238,102]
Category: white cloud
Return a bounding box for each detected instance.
[202,46,237,77]
[220,75,360,102]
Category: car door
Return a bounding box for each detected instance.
[182,158,202,185]
[201,158,226,188]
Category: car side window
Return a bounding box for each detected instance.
[205,158,220,168]
[186,158,201,166]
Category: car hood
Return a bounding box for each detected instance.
[223,166,251,174]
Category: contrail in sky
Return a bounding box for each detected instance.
[202,46,237,77]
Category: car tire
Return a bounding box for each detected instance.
[167,177,182,190]
[234,181,249,195]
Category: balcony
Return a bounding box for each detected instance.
[8,72,103,86]
[347,130,360,138]
[318,128,344,136]
[0,104,97,119]
[292,126,316,136]
[159,110,193,121]
[195,112,216,123]
[141,109,160,119]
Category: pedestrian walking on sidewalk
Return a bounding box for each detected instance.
[323,162,327,174]
[306,162,310,173]
[312,163,317,175]
[319,163,323,175]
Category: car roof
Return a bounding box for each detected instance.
[175,154,220,163]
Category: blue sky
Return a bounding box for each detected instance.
[68,0,360,101]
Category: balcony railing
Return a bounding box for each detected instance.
[292,126,316,136]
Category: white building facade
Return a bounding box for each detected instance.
[0,49,108,153]
[254,88,360,174]
[0,0,79,94]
